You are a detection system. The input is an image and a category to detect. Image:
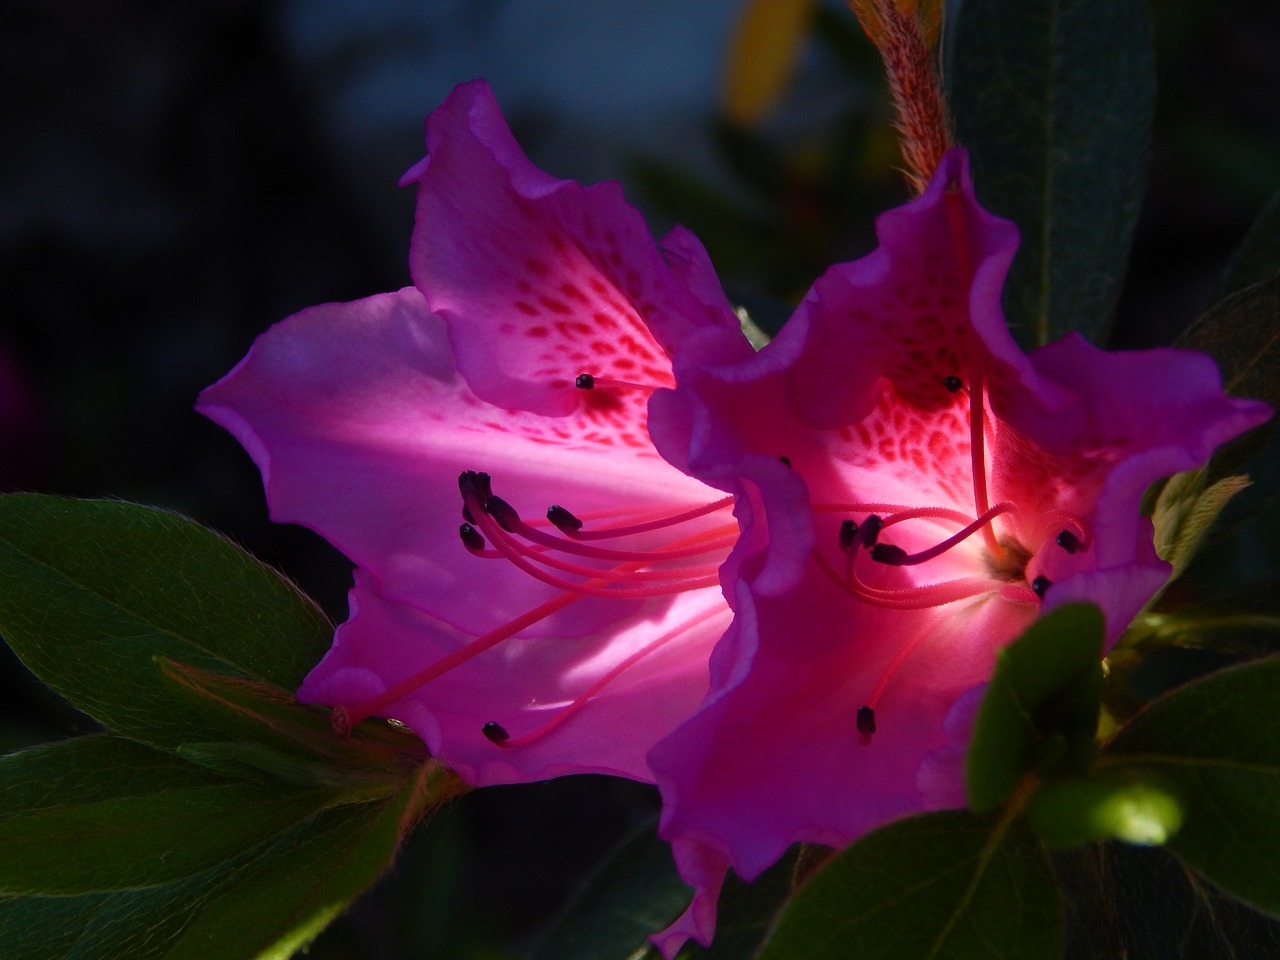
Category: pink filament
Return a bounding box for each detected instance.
[337,589,585,728]
[496,604,728,749]
[879,501,1017,565]
[468,501,723,599]
[814,548,994,610]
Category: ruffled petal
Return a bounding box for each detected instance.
[648,146,1272,953]
[406,80,744,417]
[198,288,722,641]
[299,569,729,785]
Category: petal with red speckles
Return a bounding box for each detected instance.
[199,81,749,786]
[649,148,1272,955]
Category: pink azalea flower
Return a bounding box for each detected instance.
[646,149,1273,953]
[197,80,754,787]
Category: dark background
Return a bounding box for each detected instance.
[2,1,1277,956]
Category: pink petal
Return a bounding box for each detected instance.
[300,569,729,785]
[198,288,719,641]
[405,80,745,417]
[647,147,1272,952]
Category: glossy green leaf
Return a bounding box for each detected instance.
[946,0,1154,346]
[0,736,330,895]
[163,766,442,960]
[967,604,1104,812]
[756,811,1061,960]
[1103,655,1280,915]
[0,494,333,747]
[529,817,690,960]
[0,762,449,960]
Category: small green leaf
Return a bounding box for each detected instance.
[756,811,1061,960]
[529,817,691,960]
[1026,769,1184,848]
[967,604,1105,813]
[0,494,333,747]
[946,0,1155,346]
[1103,655,1280,915]
[1151,467,1252,582]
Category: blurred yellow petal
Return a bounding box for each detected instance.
[722,0,817,125]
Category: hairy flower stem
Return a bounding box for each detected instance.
[849,0,951,193]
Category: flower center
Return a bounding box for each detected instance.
[807,187,1095,743]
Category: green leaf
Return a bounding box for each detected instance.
[1026,770,1183,848]
[1150,467,1252,583]
[1216,190,1280,302]
[156,657,428,787]
[0,494,333,747]
[946,0,1155,346]
[0,761,452,960]
[529,817,691,960]
[0,736,332,895]
[756,811,1061,960]
[966,604,1104,813]
[163,766,442,960]
[1103,654,1280,915]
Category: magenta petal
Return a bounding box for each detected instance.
[299,570,728,785]
[200,81,753,795]
[647,145,1272,954]
[198,288,721,641]
[407,80,744,417]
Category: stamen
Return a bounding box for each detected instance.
[814,548,994,610]
[484,495,521,532]
[1041,511,1091,553]
[503,507,737,563]
[481,721,510,744]
[856,705,876,745]
[564,497,733,541]
[547,504,583,533]
[943,376,963,393]
[575,372,656,393]
[1031,575,1052,600]
[870,501,1016,566]
[469,501,723,599]
[839,519,859,552]
[858,515,883,548]
[942,188,1004,561]
[779,456,792,467]
[459,522,486,553]
[336,589,586,728]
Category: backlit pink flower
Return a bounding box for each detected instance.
[646,149,1272,952]
[197,80,753,787]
